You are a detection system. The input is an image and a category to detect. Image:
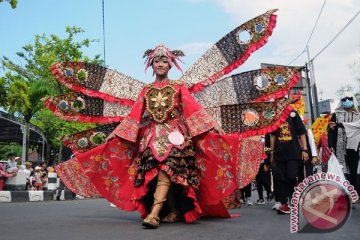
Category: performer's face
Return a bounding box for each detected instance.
[152,56,170,77]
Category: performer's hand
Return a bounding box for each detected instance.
[329,122,336,129]
[105,132,116,143]
[213,124,225,134]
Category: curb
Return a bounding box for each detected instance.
[0,190,83,203]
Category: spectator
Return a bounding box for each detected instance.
[40,163,48,189]
[29,171,36,190]
[0,162,16,190]
[19,162,32,189]
[33,166,44,190]
[6,153,18,173]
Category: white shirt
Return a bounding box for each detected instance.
[6,159,18,173]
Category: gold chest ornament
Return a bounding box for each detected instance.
[145,85,176,123]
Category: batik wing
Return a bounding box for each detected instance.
[205,98,293,138]
[62,122,119,154]
[192,66,301,109]
[181,9,278,93]
[44,92,131,123]
[51,62,145,105]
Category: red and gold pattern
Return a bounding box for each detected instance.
[55,159,100,198]
[145,85,176,123]
[186,109,217,137]
[236,138,264,189]
[113,117,140,143]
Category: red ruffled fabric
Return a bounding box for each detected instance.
[55,132,255,223]
[44,98,124,123]
[189,13,277,94]
[51,63,135,106]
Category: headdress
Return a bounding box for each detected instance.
[143,44,185,73]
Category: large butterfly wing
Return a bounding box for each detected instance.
[193,66,301,108]
[193,66,301,137]
[51,62,145,105]
[181,9,278,93]
[44,92,131,123]
[62,122,119,154]
[205,98,293,137]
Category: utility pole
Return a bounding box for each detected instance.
[20,125,26,165]
[304,63,315,123]
[306,46,320,120]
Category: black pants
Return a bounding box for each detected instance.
[240,182,252,199]
[298,159,314,183]
[276,159,299,205]
[256,163,271,200]
[56,181,76,199]
[271,164,281,202]
[345,149,360,194]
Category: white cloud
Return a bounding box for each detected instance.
[212,0,360,99]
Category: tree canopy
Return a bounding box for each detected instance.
[1,26,102,162]
[0,0,17,9]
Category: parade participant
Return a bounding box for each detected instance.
[328,91,360,194]
[46,10,301,229]
[270,110,308,214]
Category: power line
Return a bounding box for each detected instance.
[102,0,106,66]
[288,49,306,65]
[287,0,327,65]
[305,0,327,47]
[310,10,360,63]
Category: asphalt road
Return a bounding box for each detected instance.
[1,198,359,240]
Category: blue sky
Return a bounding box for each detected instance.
[1,0,359,100]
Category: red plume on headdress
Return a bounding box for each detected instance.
[143,44,185,73]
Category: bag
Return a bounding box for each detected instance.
[327,153,346,180]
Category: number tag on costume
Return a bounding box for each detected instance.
[168,131,184,145]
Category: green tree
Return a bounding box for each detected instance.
[0,0,18,8]
[0,77,7,107]
[1,26,102,163]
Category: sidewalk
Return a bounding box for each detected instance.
[0,190,81,203]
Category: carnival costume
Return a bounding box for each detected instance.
[46,10,301,226]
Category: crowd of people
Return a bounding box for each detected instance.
[0,153,52,191]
